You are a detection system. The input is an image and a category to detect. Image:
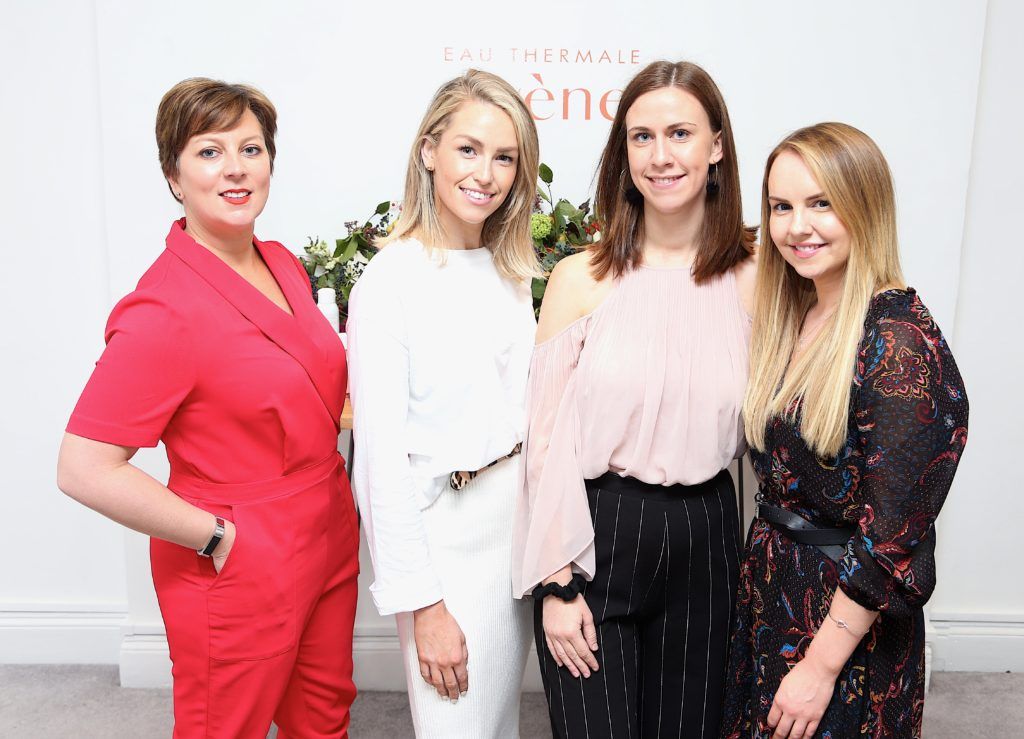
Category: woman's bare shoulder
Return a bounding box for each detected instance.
[536,250,612,343]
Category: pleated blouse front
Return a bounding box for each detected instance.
[512,264,751,596]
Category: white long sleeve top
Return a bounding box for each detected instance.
[347,238,536,615]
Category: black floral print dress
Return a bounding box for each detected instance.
[721,290,968,738]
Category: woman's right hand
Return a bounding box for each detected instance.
[413,600,469,701]
[542,574,600,678]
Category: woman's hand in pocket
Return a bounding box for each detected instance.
[211,519,237,574]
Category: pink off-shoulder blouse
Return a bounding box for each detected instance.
[512,264,751,597]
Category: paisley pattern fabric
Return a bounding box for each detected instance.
[722,290,968,738]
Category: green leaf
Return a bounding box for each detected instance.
[375,200,391,215]
[531,277,547,300]
[333,237,350,259]
[338,235,359,264]
[537,185,551,204]
[538,163,553,185]
[554,199,577,219]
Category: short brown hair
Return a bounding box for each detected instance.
[592,60,754,282]
[155,78,277,202]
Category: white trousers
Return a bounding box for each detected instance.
[396,455,532,738]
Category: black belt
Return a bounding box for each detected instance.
[757,504,854,562]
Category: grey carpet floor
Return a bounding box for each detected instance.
[1,665,1021,737]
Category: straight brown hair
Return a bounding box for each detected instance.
[591,60,754,281]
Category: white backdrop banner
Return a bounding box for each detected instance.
[95,0,985,331]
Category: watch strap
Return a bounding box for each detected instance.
[197,516,226,557]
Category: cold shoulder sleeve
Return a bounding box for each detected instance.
[838,299,969,616]
[512,318,596,597]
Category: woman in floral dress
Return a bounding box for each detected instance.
[723,122,968,738]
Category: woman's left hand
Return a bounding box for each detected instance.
[767,654,838,738]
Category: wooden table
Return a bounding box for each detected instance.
[340,395,354,465]
[340,396,353,430]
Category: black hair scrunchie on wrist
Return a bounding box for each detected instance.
[531,574,587,602]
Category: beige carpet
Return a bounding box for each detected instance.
[1,665,1020,737]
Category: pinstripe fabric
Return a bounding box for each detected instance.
[535,470,740,739]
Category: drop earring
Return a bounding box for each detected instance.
[706,162,720,196]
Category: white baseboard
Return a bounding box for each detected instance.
[0,604,127,664]
[114,624,545,691]
[927,612,1024,672]
[21,607,1017,685]
[119,631,172,688]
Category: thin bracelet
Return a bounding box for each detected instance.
[826,611,868,638]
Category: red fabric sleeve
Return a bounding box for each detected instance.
[67,288,196,448]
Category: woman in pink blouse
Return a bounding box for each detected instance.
[512,60,757,738]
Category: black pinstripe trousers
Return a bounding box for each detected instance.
[535,469,740,739]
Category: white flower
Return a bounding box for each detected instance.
[344,258,367,283]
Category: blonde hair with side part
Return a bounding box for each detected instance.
[743,122,906,458]
[380,69,541,282]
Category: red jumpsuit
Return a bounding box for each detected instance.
[68,220,359,738]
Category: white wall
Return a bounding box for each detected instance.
[926,0,1024,671]
[0,0,128,663]
[2,0,1018,686]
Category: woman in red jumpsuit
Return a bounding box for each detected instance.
[57,78,359,738]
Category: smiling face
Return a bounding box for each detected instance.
[767,149,852,292]
[624,86,722,217]
[167,108,271,244]
[421,99,519,248]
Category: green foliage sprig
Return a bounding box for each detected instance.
[300,200,397,323]
[530,163,601,313]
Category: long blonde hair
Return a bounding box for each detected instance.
[744,122,905,458]
[380,69,541,282]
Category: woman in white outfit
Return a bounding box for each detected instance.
[347,69,540,738]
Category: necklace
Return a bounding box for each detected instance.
[796,307,834,350]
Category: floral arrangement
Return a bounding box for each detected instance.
[300,164,600,321]
[300,201,398,323]
[529,163,601,309]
